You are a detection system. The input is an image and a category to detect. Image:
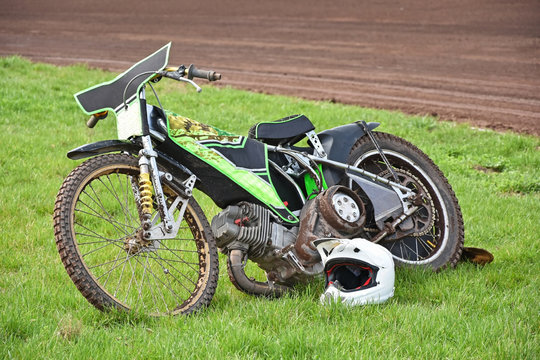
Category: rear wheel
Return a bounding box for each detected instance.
[347,132,464,270]
[53,154,219,315]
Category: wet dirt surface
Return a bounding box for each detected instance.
[1,0,539,135]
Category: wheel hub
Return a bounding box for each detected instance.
[124,230,153,255]
[331,192,361,223]
[380,168,435,238]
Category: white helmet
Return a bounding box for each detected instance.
[315,238,395,306]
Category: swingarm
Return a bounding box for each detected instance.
[309,156,422,243]
[268,144,420,239]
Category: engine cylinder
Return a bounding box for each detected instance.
[211,202,271,258]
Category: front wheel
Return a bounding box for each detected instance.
[53,154,219,315]
[347,132,464,270]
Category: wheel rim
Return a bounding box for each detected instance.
[70,165,210,315]
[350,150,449,265]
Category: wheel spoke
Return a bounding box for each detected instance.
[149,252,198,288]
[132,253,185,309]
[416,235,435,255]
[113,251,132,298]
[74,221,129,243]
[145,255,173,314]
[95,251,131,282]
[101,174,137,235]
[154,259,196,295]
[88,255,127,270]
[119,173,139,227]
[152,247,199,254]
[76,238,124,246]
[145,255,199,266]
[76,200,138,234]
[138,254,162,313]
[81,186,129,238]
[75,202,136,230]
[123,253,138,303]
[160,237,201,242]
[103,244,125,288]
[81,240,117,258]
[158,241,200,274]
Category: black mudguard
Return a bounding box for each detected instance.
[318,121,379,186]
[66,140,194,183]
[67,140,140,160]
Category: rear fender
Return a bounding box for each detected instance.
[317,122,404,230]
[317,121,379,185]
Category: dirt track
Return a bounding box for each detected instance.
[1,0,539,135]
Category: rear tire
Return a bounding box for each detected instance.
[53,154,219,315]
[346,132,464,270]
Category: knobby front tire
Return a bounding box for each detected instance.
[53,154,219,316]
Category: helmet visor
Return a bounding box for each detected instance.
[326,262,378,291]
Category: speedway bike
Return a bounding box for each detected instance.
[54,44,464,315]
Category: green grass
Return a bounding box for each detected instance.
[0,56,539,359]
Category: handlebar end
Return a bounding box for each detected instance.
[86,115,99,128]
[187,64,222,82]
[86,111,108,128]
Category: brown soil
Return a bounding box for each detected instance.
[1,0,539,135]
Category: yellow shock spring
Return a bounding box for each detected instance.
[138,172,154,215]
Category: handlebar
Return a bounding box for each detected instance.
[186,64,221,81]
[84,64,221,128]
[157,65,221,82]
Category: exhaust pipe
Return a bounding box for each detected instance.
[227,249,290,298]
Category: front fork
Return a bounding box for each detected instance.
[137,134,196,240]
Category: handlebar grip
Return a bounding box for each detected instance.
[86,111,108,128]
[187,64,221,81]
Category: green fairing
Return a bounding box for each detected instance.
[166,112,298,222]
[74,43,171,116]
[304,164,328,200]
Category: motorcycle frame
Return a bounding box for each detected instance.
[70,48,419,242]
[131,85,415,241]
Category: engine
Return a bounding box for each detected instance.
[210,185,366,293]
[211,202,300,279]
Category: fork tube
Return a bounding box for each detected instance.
[140,135,174,233]
[139,86,150,136]
[137,87,173,232]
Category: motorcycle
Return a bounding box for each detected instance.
[54,43,464,315]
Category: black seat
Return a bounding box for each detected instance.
[248,114,315,146]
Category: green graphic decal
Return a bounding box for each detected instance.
[167,112,298,223]
[168,113,238,141]
[304,164,328,200]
